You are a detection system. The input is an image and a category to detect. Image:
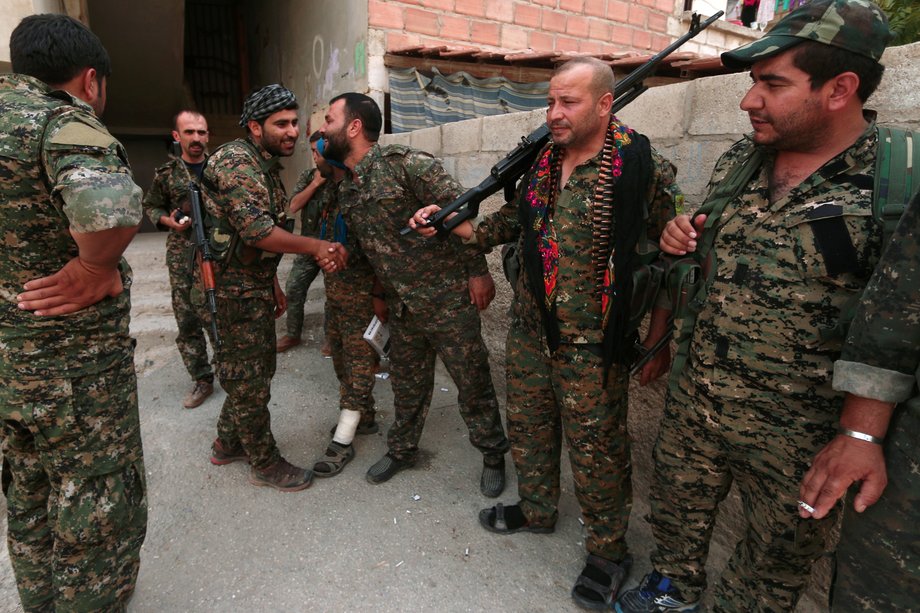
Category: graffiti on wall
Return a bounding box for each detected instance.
[310,34,367,102]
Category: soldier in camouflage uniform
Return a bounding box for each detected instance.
[276,131,326,352]
[320,93,510,493]
[796,190,920,611]
[143,110,215,408]
[198,84,346,492]
[311,137,381,477]
[616,2,895,611]
[0,15,147,611]
[411,57,680,610]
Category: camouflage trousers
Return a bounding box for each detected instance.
[650,372,838,611]
[506,320,631,562]
[325,287,377,424]
[283,252,320,339]
[0,354,147,612]
[831,403,920,612]
[197,292,280,470]
[166,231,213,383]
[386,300,508,464]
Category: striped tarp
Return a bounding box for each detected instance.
[389,67,549,133]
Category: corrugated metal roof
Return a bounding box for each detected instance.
[384,44,738,84]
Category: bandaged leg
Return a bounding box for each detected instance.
[332,409,361,446]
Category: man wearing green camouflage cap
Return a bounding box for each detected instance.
[617,1,897,611]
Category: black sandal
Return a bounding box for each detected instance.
[571,553,632,610]
[477,503,555,535]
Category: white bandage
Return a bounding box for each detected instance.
[332,409,361,445]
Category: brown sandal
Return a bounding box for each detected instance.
[312,441,355,478]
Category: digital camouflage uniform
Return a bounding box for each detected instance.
[0,74,147,612]
[466,121,680,562]
[830,190,920,612]
[321,180,378,426]
[283,169,323,339]
[339,144,508,464]
[651,122,885,611]
[197,136,289,470]
[142,156,214,384]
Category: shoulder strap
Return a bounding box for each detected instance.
[233,138,280,214]
[668,142,765,387]
[874,126,920,244]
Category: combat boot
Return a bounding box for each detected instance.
[183,380,213,409]
[210,438,249,465]
[249,458,313,492]
[276,335,301,352]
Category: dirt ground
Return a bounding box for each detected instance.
[0,232,827,612]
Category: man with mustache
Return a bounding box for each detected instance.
[199,84,347,492]
[616,1,897,611]
[143,110,216,409]
[410,56,681,609]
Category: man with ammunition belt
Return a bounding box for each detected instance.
[411,57,681,609]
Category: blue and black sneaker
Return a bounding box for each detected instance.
[614,571,699,613]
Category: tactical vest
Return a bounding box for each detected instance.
[202,138,293,269]
[667,126,920,388]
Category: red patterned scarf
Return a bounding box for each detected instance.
[524,116,634,322]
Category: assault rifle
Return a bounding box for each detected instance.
[188,182,222,348]
[400,10,724,237]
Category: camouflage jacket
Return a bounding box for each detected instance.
[201,136,289,297]
[291,168,324,236]
[466,132,681,345]
[0,74,143,378]
[678,120,884,403]
[339,144,489,315]
[143,155,206,231]
[834,190,920,411]
[320,179,376,304]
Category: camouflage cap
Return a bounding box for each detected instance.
[721,0,892,69]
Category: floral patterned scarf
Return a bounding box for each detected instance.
[524,116,634,319]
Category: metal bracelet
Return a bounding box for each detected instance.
[839,428,885,445]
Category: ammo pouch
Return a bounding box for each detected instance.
[501,243,520,289]
[626,255,665,337]
[208,217,294,267]
[664,256,703,321]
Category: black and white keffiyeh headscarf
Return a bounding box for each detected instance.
[239,84,297,127]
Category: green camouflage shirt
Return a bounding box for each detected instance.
[339,144,489,315]
[681,121,884,404]
[143,155,204,228]
[292,168,324,236]
[201,136,289,296]
[321,179,376,302]
[834,190,920,409]
[467,141,681,344]
[0,74,142,378]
